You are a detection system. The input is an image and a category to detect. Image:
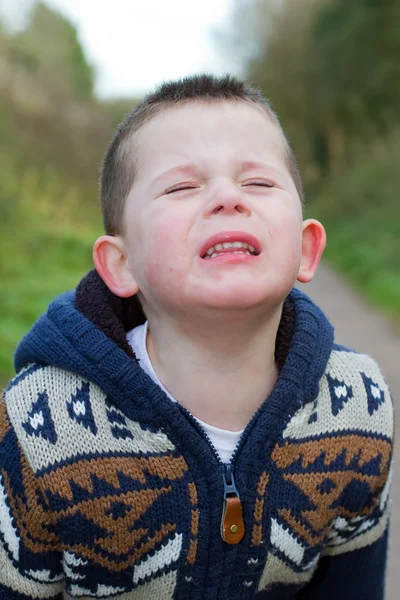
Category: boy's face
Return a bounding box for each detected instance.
[122,101,307,315]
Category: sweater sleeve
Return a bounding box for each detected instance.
[297,448,393,600]
[0,392,64,599]
[297,530,390,600]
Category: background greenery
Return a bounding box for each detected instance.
[224,0,400,317]
[1,0,399,385]
[0,2,138,384]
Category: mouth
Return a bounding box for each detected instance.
[200,232,261,260]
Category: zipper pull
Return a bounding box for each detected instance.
[220,465,245,544]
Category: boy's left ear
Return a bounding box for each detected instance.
[297,219,326,283]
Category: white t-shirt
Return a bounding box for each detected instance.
[126,322,244,464]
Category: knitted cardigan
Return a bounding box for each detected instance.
[0,271,393,600]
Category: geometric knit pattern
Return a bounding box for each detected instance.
[326,373,353,416]
[1,370,189,599]
[22,390,57,445]
[258,350,393,593]
[105,396,134,440]
[0,287,394,599]
[66,382,97,435]
[361,372,386,415]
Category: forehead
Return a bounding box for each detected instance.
[133,101,288,178]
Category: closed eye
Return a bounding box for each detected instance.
[166,185,199,194]
[243,181,274,188]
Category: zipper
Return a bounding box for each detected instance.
[219,401,271,542]
[220,464,245,544]
[178,406,249,545]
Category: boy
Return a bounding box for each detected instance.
[0,75,393,600]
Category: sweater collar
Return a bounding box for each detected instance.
[14,270,334,417]
[73,269,295,372]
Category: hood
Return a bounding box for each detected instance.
[14,269,334,407]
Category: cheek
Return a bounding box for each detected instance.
[269,209,302,238]
[267,209,303,261]
[141,212,190,289]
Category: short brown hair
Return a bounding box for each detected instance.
[100,74,303,235]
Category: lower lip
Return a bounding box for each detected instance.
[201,253,260,264]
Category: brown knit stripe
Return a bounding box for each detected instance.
[254,498,264,523]
[38,454,188,501]
[190,509,200,536]
[188,481,198,505]
[60,523,177,571]
[278,508,331,547]
[282,471,385,535]
[9,466,177,571]
[186,481,199,564]
[0,392,10,443]
[271,435,392,546]
[2,467,60,547]
[252,524,263,547]
[272,435,392,473]
[252,472,269,546]
[186,539,198,565]
[3,450,183,571]
[257,472,269,497]
[6,456,180,559]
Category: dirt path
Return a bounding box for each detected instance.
[297,264,400,599]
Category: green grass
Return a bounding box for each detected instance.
[0,129,104,386]
[308,136,400,322]
[0,223,100,386]
[318,217,400,319]
[0,161,102,386]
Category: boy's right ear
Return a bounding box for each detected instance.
[93,236,139,298]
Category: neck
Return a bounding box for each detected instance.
[146,306,283,431]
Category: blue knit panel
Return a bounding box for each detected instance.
[296,528,389,600]
[255,585,303,599]
[0,417,64,596]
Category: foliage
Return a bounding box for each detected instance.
[308,132,400,319]
[9,2,95,100]
[1,0,399,385]
[0,3,139,385]
[224,0,400,320]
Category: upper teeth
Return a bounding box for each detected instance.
[205,241,256,256]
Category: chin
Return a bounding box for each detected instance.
[195,283,289,312]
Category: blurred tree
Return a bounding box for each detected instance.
[313,0,400,165]
[0,0,36,31]
[10,1,94,100]
[102,97,141,128]
[224,0,400,181]
[220,0,400,319]
[224,0,328,183]
[0,2,107,184]
[0,1,141,384]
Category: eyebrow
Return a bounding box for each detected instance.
[238,160,283,178]
[151,160,284,188]
[239,160,269,171]
[151,163,202,187]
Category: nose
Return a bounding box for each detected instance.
[205,178,251,217]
